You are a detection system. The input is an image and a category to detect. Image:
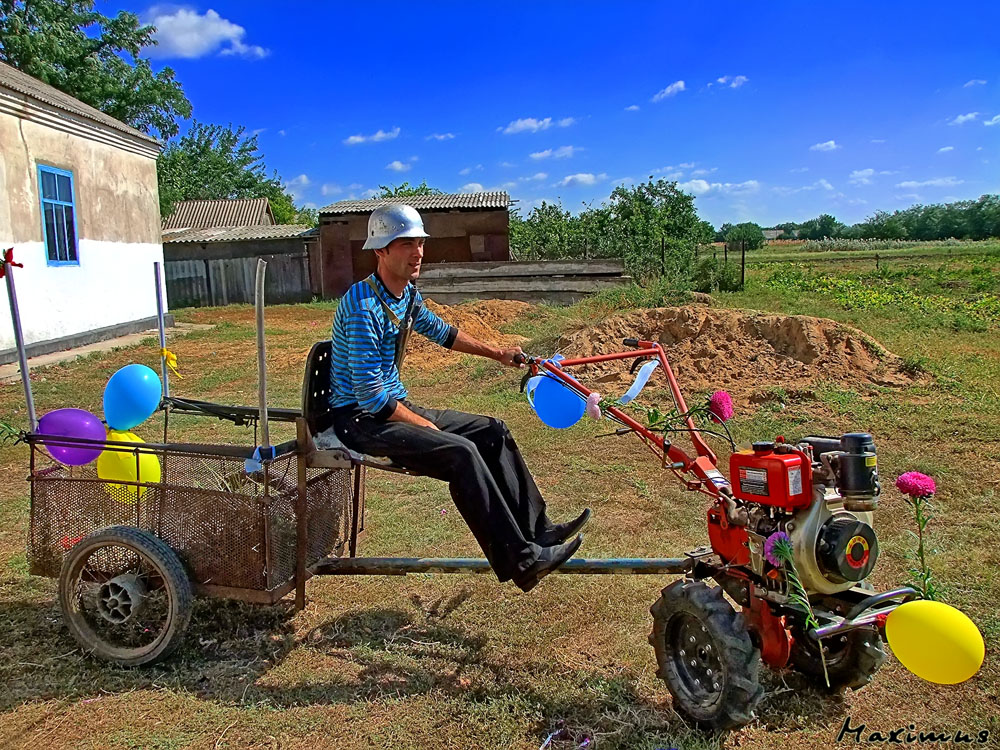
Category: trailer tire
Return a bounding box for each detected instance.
[649,580,764,731]
[59,526,193,667]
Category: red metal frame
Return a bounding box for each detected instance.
[529,340,719,494]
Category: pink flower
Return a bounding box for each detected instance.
[896,472,936,498]
[707,390,734,422]
[585,392,602,420]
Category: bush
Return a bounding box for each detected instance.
[693,256,743,293]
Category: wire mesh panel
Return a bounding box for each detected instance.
[29,443,353,598]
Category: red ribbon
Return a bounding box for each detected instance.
[0,248,23,279]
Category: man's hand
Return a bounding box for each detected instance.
[497,346,525,368]
[388,401,440,430]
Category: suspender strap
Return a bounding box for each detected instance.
[364,276,420,369]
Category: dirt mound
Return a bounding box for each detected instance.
[405,300,529,371]
[554,306,913,402]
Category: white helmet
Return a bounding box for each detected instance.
[362,203,430,250]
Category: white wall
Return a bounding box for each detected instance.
[0,239,166,350]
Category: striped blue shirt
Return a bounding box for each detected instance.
[330,273,457,419]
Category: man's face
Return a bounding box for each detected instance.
[377,237,425,282]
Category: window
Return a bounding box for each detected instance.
[37,165,79,265]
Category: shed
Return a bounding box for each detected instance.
[162,224,317,307]
[162,197,275,230]
[0,61,165,365]
[316,192,511,298]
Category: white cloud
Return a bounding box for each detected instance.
[810,140,840,152]
[871,139,886,144]
[896,177,963,188]
[500,161,516,167]
[321,183,343,196]
[348,183,363,190]
[343,127,400,145]
[460,182,485,193]
[651,80,686,102]
[386,160,411,172]
[984,114,1000,126]
[816,178,834,191]
[500,116,575,134]
[362,189,379,198]
[145,7,269,59]
[283,174,310,201]
[613,177,635,186]
[459,164,483,176]
[530,145,578,160]
[691,167,717,177]
[948,112,980,125]
[278,129,286,136]
[714,75,749,89]
[964,79,987,87]
[680,179,760,196]
[556,172,607,187]
[625,104,640,112]
[426,133,455,141]
[849,168,875,185]
[895,193,922,202]
[521,172,548,181]
[790,167,809,173]
[937,146,955,153]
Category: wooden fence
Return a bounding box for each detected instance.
[165,252,311,307]
[417,259,630,305]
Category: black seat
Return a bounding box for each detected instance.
[300,340,413,473]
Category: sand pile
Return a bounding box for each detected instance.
[553,306,913,402]
[405,299,530,371]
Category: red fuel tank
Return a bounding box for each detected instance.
[729,442,811,509]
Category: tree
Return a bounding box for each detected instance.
[725,222,765,251]
[0,0,191,139]
[376,181,443,198]
[156,121,298,220]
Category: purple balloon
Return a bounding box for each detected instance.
[37,408,106,466]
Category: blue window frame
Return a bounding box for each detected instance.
[37,164,79,266]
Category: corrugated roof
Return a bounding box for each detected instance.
[319,192,511,214]
[0,61,159,145]
[162,224,314,244]
[162,198,275,230]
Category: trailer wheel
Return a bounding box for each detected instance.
[789,625,886,691]
[649,580,764,731]
[59,526,193,667]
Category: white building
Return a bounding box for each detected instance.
[0,61,165,362]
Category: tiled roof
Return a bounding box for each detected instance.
[162,224,314,243]
[0,61,159,145]
[162,198,275,230]
[319,192,511,214]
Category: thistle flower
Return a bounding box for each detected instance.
[585,392,602,420]
[764,531,793,567]
[896,471,936,498]
[707,390,734,423]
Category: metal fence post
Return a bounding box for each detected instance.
[3,250,37,431]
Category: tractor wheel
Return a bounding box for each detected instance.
[649,580,764,731]
[59,526,193,667]
[790,625,887,691]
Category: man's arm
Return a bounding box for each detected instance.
[386,401,439,430]
[450,329,524,368]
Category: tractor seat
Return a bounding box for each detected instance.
[301,340,414,474]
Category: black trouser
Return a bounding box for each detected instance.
[331,401,553,583]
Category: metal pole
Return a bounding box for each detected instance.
[154,262,169,399]
[741,239,746,288]
[255,258,270,449]
[3,255,37,431]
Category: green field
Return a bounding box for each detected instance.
[1,242,998,749]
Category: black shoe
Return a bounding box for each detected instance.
[515,534,584,593]
[536,508,591,547]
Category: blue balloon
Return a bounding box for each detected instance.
[529,375,585,429]
[103,364,162,431]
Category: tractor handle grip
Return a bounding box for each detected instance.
[513,353,527,366]
[623,338,639,348]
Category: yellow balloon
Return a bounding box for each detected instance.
[96,429,161,502]
[885,600,985,684]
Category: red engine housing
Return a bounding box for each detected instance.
[729,444,812,510]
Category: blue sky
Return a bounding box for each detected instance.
[119,1,1000,227]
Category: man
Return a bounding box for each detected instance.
[328,203,589,592]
